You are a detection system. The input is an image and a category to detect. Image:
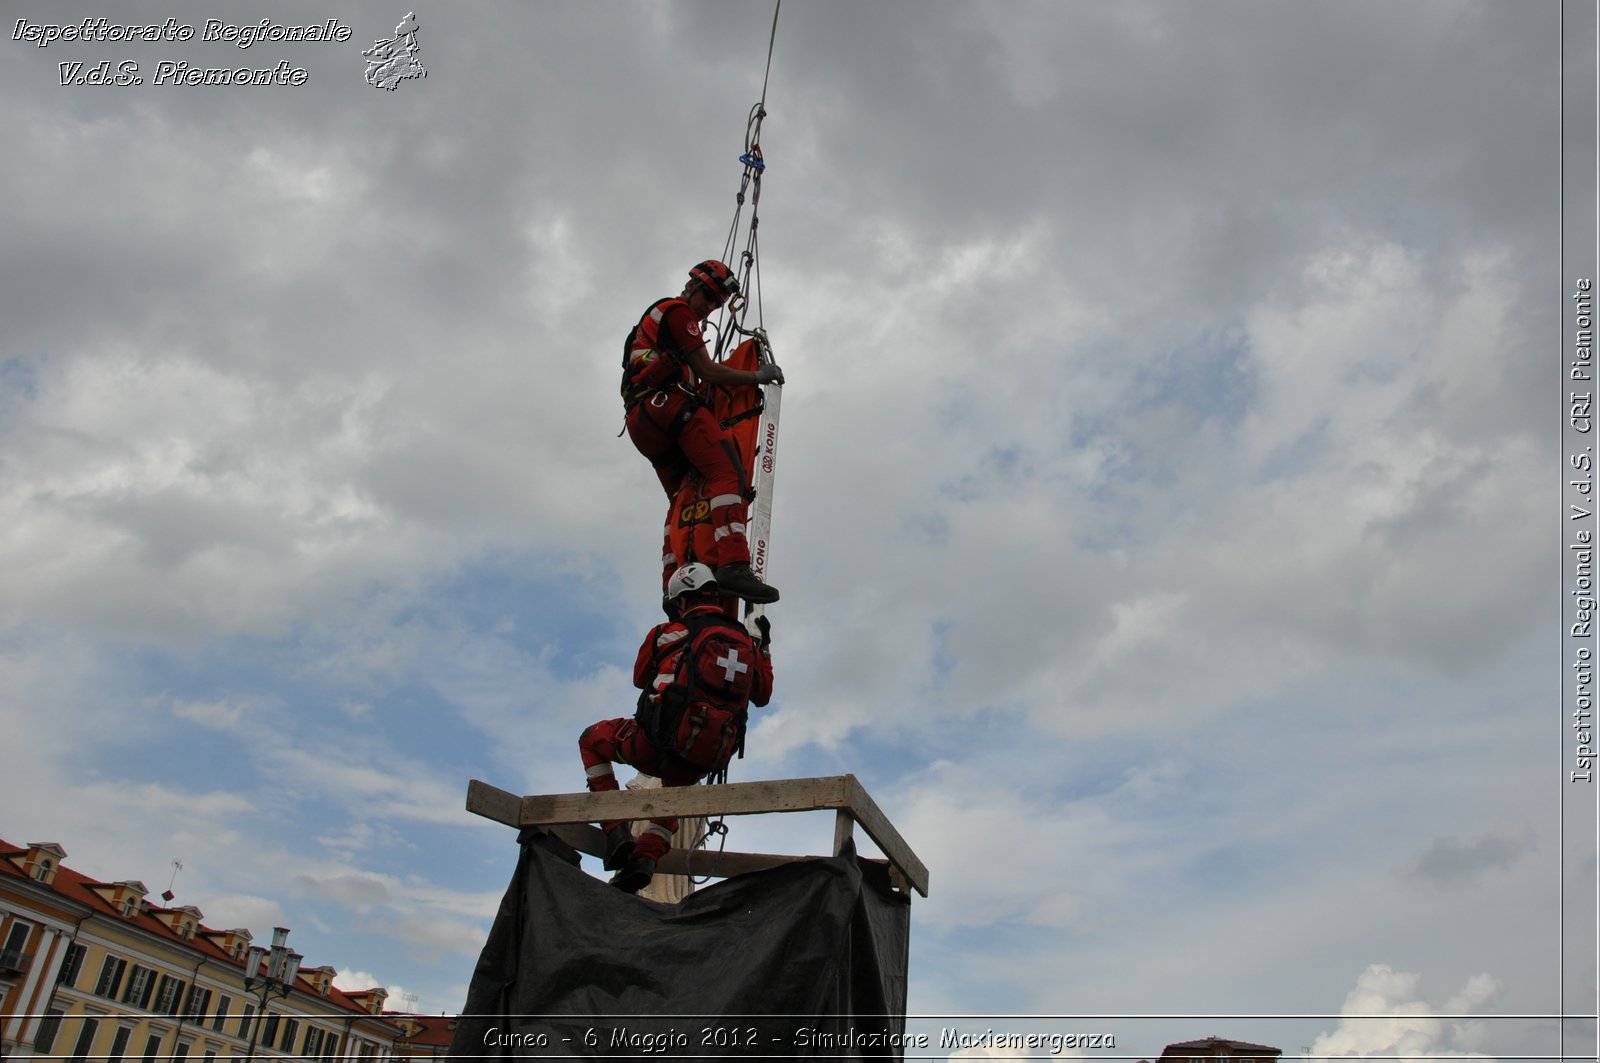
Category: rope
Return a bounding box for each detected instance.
[683,817,730,886]
[715,0,780,360]
[757,0,780,113]
[696,5,781,869]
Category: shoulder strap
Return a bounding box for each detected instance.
[622,297,686,369]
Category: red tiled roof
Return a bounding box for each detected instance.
[0,836,393,1022]
[386,1014,456,1047]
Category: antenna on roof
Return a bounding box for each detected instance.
[161,859,183,903]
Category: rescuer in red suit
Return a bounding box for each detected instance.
[620,260,784,605]
[578,563,774,893]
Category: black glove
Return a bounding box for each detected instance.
[753,614,771,650]
[754,363,785,386]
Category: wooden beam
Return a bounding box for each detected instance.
[466,776,930,897]
[839,776,929,896]
[832,810,854,856]
[466,779,523,827]
[544,824,827,880]
[515,776,856,825]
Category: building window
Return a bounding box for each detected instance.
[185,985,213,1023]
[34,1009,65,1055]
[34,858,55,881]
[203,1051,218,1063]
[304,1027,325,1058]
[320,1034,340,1062]
[108,1025,133,1063]
[211,994,232,1033]
[58,943,87,987]
[155,974,187,1015]
[281,1018,300,1052]
[175,1043,192,1063]
[1,918,33,969]
[142,1032,165,1063]
[94,955,128,999]
[262,1012,280,1046]
[122,964,156,1009]
[238,1002,256,1039]
[69,1016,100,1063]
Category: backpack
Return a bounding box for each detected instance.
[635,613,755,772]
[620,298,690,407]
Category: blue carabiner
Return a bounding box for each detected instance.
[739,151,766,172]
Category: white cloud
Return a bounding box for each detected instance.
[1309,964,1501,1060]
[199,895,287,937]
[333,968,385,994]
[171,698,246,730]
[367,913,489,961]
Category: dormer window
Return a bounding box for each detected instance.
[20,843,66,886]
[301,965,336,998]
[158,907,202,941]
[103,882,149,919]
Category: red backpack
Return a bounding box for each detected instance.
[635,613,756,772]
[619,297,693,407]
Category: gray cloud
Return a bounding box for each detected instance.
[1406,818,1539,890]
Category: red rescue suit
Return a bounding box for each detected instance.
[578,602,773,862]
[621,298,753,569]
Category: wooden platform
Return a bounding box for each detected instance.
[466,775,929,897]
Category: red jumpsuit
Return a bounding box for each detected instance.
[578,602,773,862]
[621,298,753,569]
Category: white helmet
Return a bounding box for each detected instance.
[665,562,718,603]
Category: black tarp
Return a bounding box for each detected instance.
[450,830,912,1060]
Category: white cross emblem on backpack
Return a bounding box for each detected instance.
[715,647,748,684]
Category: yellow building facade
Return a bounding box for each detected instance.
[0,840,404,1063]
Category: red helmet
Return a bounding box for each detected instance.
[688,260,740,305]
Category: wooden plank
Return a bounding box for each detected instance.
[546,822,605,854]
[841,775,930,897]
[658,848,810,879]
[542,824,822,880]
[832,810,854,856]
[518,776,853,826]
[466,779,523,827]
[469,775,929,898]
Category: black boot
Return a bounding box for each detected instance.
[714,562,779,604]
[609,855,656,894]
[602,824,636,871]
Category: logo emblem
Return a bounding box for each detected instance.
[363,12,426,90]
[715,648,748,684]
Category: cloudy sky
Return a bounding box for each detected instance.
[3,1,1595,1059]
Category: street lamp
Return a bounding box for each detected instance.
[242,927,303,1063]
